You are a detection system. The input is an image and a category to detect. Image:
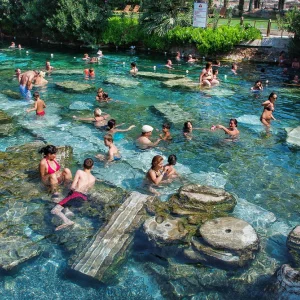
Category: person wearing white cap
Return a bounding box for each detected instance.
[136,125,162,150]
[73,108,110,128]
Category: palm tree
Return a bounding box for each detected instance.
[140,0,193,36]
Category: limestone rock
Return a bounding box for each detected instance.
[55,81,95,93]
[103,76,140,88]
[161,78,199,90]
[200,217,259,252]
[137,71,185,81]
[169,184,237,217]
[183,217,259,267]
[0,236,41,270]
[1,89,22,99]
[287,225,300,265]
[143,216,188,245]
[273,264,300,298]
[0,110,12,124]
[0,123,15,136]
[51,70,83,75]
[152,102,194,124]
[286,126,300,147]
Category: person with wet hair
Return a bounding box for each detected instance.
[211,119,239,136]
[106,119,135,135]
[164,154,178,179]
[159,123,172,141]
[260,92,277,127]
[130,62,138,75]
[51,158,95,231]
[73,108,110,128]
[96,134,121,162]
[39,145,72,197]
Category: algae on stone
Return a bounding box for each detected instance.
[161,77,199,90]
[103,76,140,88]
[1,89,22,99]
[137,71,185,81]
[55,81,95,93]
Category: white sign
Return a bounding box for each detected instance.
[193,2,208,28]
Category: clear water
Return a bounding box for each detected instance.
[0,42,299,299]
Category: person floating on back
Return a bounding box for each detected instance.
[51,158,95,231]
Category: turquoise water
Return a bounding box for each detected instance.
[0,42,300,299]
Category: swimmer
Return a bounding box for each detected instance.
[175,51,181,61]
[51,158,95,231]
[143,155,170,195]
[212,119,240,137]
[182,121,206,139]
[45,61,54,71]
[18,44,22,50]
[130,62,138,75]
[136,125,162,150]
[95,88,112,102]
[96,134,121,162]
[231,63,238,75]
[187,54,197,63]
[26,92,46,116]
[159,123,172,141]
[279,51,285,66]
[260,92,277,127]
[82,53,90,60]
[89,57,98,63]
[292,75,299,83]
[84,68,95,78]
[39,145,72,196]
[211,69,220,85]
[199,62,213,86]
[251,80,263,91]
[212,60,221,67]
[106,119,135,135]
[292,58,300,69]
[164,154,178,179]
[9,42,15,48]
[165,59,173,69]
[73,108,110,128]
[97,49,103,57]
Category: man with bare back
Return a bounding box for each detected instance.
[19,70,39,99]
[51,158,96,231]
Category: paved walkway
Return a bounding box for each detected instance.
[238,36,292,49]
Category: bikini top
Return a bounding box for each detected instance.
[46,159,60,174]
[265,105,274,112]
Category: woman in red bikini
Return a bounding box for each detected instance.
[27,92,46,116]
[39,145,72,196]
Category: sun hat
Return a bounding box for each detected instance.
[142,125,153,133]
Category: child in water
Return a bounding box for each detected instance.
[96,134,121,163]
[26,92,46,116]
[164,154,178,179]
[84,68,95,78]
[159,123,172,140]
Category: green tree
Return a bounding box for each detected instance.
[140,0,193,36]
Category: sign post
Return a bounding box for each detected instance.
[193,2,208,28]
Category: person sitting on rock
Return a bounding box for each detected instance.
[136,125,162,150]
[39,145,72,197]
[51,158,95,231]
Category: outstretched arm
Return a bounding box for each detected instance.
[116,125,136,132]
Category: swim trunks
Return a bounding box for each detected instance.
[19,85,31,99]
[59,190,87,207]
[114,156,121,161]
[36,111,45,116]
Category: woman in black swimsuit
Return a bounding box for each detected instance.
[260,92,277,127]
